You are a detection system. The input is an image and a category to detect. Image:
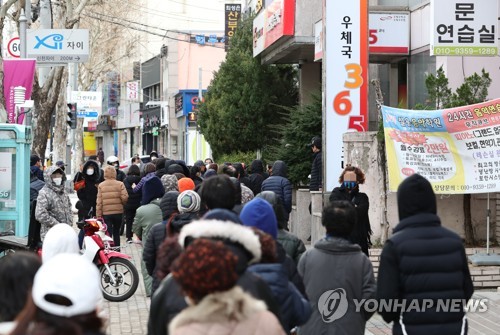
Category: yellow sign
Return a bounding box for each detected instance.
[83,132,97,157]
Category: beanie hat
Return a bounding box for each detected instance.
[397,174,437,220]
[177,190,201,213]
[171,239,238,302]
[42,224,80,263]
[167,164,184,175]
[160,191,180,220]
[142,176,165,205]
[178,177,195,193]
[203,208,242,224]
[32,254,102,317]
[161,174,179,192]
[239,197,278,239]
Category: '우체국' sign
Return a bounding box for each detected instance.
[430,0,498,56]
[382,98,500,194]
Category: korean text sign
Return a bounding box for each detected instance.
[325,0,368,191]
[225,4,241,49]
[382,99,500,194]
[430,0,498,56]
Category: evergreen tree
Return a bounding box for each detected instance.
[271,93,322,185]
[198,15,298,158]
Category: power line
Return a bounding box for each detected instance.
[83,12,226,49]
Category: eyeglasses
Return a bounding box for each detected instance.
[343,181,357,189]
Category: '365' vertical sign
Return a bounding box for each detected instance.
[325,0,368,192]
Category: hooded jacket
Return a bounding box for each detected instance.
[96,166,128,217]
[35,166,73,241]
[377,174,474,335]
[169,286,285,335]
[298,237,376,335]
[247,160,267,196]
[261,160,293,215]
[147,220,283,335]
[30,172,45,202]
[77,160,101,216]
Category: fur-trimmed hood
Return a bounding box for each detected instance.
[168,286,267,333]
[178,220,261,264]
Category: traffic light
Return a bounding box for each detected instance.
[188,112,197,122]
[67,103,77,129]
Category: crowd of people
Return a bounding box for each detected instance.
[18,145,474,335]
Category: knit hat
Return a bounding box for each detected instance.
[203,208,242,224]
[142,176,165,205]
[171,239,238,302]
[160,191,180,220]
[32,254,102,317]
[42,224,80,263]
[177,190,201,213]
[161,174,179,192]
[397,174,437,220]
[178,177,195,193]
[239,197,278,239]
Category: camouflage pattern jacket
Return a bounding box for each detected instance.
[35,165,73,240]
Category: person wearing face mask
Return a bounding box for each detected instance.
[328,165,372,256]
[106,155,126,182]
[76,159,101,247]
[35,166,73,241]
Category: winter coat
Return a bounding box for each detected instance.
[277,229,306,264]
[149,272,282,335]
[133,171,156,193]
[377,213,474,335]
[169,286,285,335]
[309,151,322,191]
[77,160,101,217]
[30,174,45,202]
[123,174,142,211]
[95,166,128,217]
[115,168,126,182]
[159,191,180,220]
[247,160,267,196]
[247,263,311,331]
[30,165,44,181]
[276,241,306,296]
[133,199,162,241]
[329,186,372,255]
[298,236,376,335]
[261,160,293,217]
[35,166,73,241]
[143,212,197,294]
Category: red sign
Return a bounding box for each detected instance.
[253,0,295,56]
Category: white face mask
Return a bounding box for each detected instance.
[52,177,63,186]
[86,169,94,175]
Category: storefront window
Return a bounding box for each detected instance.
[408,52,435,108]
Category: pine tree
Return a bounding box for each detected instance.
[198,15,298,158]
